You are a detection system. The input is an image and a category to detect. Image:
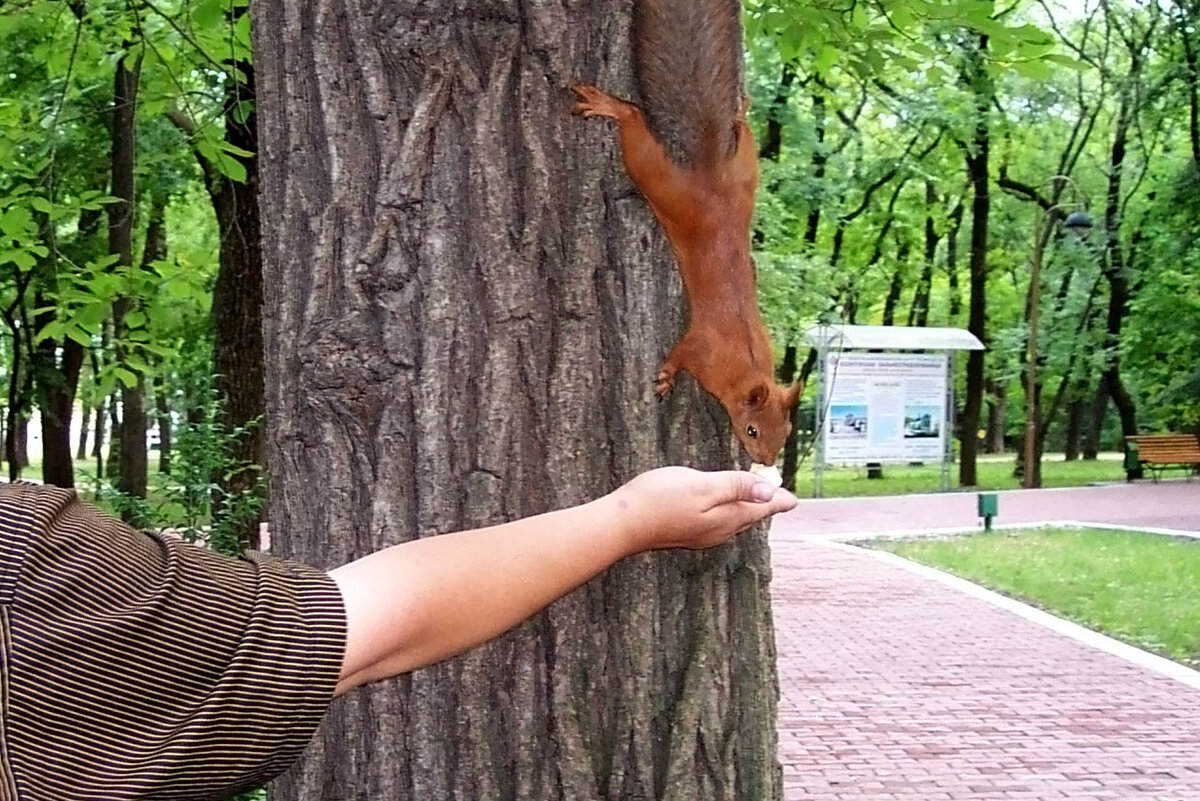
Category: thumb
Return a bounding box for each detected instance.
[725,471,778,504]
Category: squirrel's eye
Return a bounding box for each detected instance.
[746,425,759,439]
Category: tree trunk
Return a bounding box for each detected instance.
[105,394,121,480]
[154,376,172,474]
[35,331,84,488]
[1064,394,1084,461]
[108,51,147,503]
[985,379,1006,454]
[12,419,28,471]
[1096,26,1144,442]
[945,201,964,321]
[959,34,991,488]
[77,402,90,461]
[1083,377,1106,459]
[881,237,909,327]
[907,181,938,327]
[4,328,28,481]
[210,25,266,550]
[255,3,780,800]
[1180,2,1200,164]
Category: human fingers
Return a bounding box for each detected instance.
[709,471,793,508]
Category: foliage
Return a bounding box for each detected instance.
[879,527,1200,667]
[92,404,264,557]
[748,0,1198,467]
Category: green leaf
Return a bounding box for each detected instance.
[815,44,839,76]
[233,13,252,49]
[66,326,93,347]
[192,0,226,30]
[0,205,34,238]
[0,249,36,271]
[114,367,138,389]
[30,196,53,214]
[231,100,255,125]
[125,310,147,329]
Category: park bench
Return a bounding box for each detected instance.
[1124,434,1200,482]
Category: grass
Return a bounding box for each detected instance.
[877,528,1200,669]
[792,452,1126,497]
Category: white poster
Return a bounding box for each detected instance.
[823,352,947,464]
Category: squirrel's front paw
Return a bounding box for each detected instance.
[653,370,675,401]
[570,84,627,120]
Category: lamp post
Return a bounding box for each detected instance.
[1023,186,1092,489]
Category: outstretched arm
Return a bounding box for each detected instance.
[329,467,796,695]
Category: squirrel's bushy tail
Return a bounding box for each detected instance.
[634,0,745,171]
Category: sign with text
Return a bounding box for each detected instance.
[823,352,947,464]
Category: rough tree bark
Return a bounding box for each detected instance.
[254,3,780,800]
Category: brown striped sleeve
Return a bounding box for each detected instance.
[0,482,346,800]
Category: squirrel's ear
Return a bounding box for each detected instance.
[744,384,768,410]
[786,382,804,411]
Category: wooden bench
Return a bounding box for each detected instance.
[1124,434,1200,482]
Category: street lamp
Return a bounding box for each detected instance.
[1023,181,1092,490]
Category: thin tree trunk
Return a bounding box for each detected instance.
[255,2,781,799]
[5,337,27,481]
[154,376,172,474]
[108,50,147,503]
[1064,394,1084,461]
[985,379,1006,454]
[1100,91,1139,439]
[77,402,90,461]
[908,181,938,327]
[33,209,85,488]
[106,394,121,480]
[946,201,964,321]
[881,237,909,326]
[1083,377,1107,459]
[13,419,28,471]
[36,330,84,488]
[959,33,991,488]
[91,350,107,478]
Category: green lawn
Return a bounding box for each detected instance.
[793,453,1125,497]
[878,528,1200,669]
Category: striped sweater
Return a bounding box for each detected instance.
[0,482,345,800]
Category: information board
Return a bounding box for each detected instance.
[823,352,948,464]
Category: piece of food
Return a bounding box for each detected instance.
[749,463,783,488]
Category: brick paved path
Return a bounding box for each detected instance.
[771,483,1200,800]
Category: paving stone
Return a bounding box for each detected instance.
[772,483,1200,799]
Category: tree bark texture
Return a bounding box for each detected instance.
[254,3,780,800]
[211,41,266,550]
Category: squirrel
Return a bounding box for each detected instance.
[571,0,802,466]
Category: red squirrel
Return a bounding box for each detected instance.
[571,4,801,465]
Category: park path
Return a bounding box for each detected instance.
[770,481,1200,800]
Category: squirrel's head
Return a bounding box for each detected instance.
[731,381,804,466]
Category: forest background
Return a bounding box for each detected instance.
[0,0,1197,532]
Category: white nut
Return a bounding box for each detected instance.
[749,463,783,488]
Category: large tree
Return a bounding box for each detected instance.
[254,2,780,800]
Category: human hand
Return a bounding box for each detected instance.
[608,466,798,554]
